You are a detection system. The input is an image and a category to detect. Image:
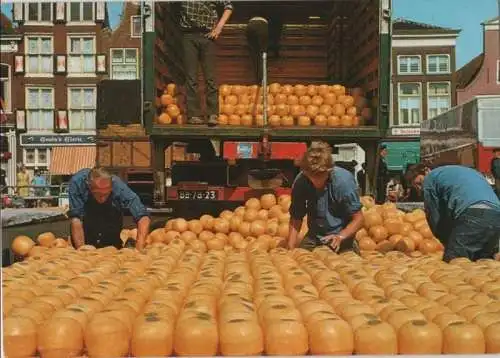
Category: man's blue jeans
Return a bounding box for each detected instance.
[441,207,500,263]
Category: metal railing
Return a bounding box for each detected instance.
[1,184,69,209]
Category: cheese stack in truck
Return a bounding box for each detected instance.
[99,0,392,217]
[420,95,500,184]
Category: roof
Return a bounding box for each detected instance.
[482,16,499,25]
[393,18,461,34]
[0,12,15,34]
[456,53,484,89]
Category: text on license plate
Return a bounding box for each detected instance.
[178,190,218,200]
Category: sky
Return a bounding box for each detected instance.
[1,0,498,68]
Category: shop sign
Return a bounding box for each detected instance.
[20,134,96,146]
[391,127,421,136]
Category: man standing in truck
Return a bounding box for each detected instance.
[491,148,500,197]
[68,167,151,251]
[285,141,365,253]
[179,1,233,126]
[406,164,500,262]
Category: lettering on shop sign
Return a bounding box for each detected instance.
[20,135,96,146]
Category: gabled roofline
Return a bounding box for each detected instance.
[393,17,461,32]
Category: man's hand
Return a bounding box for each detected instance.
[321,234,346,252]
[206,26,223,40]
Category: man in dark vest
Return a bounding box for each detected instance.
[376,144,389,203]
[68,167,150,250]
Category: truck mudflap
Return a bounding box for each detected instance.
[166,185,292,202]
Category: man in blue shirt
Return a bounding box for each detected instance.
[285,141,364,252]
[406,164,500,262]
[68,167,151,250]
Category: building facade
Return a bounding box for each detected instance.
[456,17,499,104]
[0,13,23,190]
[10,2,111,183]
[386,19,460,172]
[106,2,142,81]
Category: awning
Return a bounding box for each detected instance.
[49,146,96,175]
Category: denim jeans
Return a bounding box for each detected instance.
[441,207,500,263]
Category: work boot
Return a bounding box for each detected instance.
[207,114,218,127]
[187,116,204,125]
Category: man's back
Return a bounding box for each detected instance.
[424,165,500,218]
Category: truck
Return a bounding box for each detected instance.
[420,95,500,182]
[97,0,392,217]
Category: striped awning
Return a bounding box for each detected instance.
[49,146,96,175]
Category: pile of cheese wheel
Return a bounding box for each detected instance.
[121,193,303,252]
[156,84,187,125]
[3,241,499,357]
[355,196,445,256]
[217,83,371,127]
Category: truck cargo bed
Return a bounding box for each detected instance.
[150,124,382,141]
[144,0,391,136]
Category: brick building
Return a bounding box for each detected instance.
[10,2,110,183]
[456,17,499,104]
[385,18,460,172]
[1,13,22,189]
[106,2,142,81]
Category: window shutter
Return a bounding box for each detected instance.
[14,55,24,74]
[54,110,69,133]
[55,2,66,23]
[96,2,105,22]
[96,54,107,74]
[13,3,24,23]
[54,55,67,75]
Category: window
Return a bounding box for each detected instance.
[26,3,52,23]
[111,49,139,80]
[428,82,451,119]
[23,148,50,168]
[131,16,142,38]
[397,83,421,126]
[26,36,53,75]
[68,36,96,75]
[427,55,450,74]
[68,87,96,132]
[0,64,11,113]
[398,56,421,74]
[497,60,500,84]
[26,88,54,132]
[68,2,94,23]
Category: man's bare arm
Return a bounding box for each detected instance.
[70,218,85,249]
[338,211,364,239]
[286,218,303,250]
[135,216,151,251]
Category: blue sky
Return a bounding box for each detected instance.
[1,0,498,68]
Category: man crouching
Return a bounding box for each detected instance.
[285,141,364,253]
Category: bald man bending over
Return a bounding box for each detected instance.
[68,167,150,250]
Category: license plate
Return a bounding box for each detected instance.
[178,190,218,200]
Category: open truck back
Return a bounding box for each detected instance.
[420,95,500,182]
[97,0,392,216]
